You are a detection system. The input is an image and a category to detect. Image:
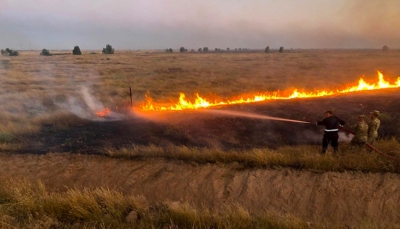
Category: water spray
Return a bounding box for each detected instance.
[201,109,311,124]
[202,109,398,162]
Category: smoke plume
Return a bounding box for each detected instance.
[57,86,125,121]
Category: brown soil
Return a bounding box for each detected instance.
[1,152,399,227]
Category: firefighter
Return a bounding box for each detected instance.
[350,115,368,145]
[315,110,346,154]
[368,110,380,145]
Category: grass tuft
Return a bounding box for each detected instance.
[0,133,14,143]
[103,139,400,173]
[0,179,319,229]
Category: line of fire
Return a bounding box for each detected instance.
[94,71,400,116]
[92,71,400,161]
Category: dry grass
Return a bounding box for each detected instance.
[1,50,400,135]
[0,179,316,229]
[1,50,400,173]
[1,179,396,228]
[2,51,400,228]
[103,138,400,173]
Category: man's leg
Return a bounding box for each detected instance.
[367,137,376,152]
[368,137,375,145]
[331,132,339,153]
[322,133,329,154]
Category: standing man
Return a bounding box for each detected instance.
[350,115,368,146]
[368,110,380,145]
[315,111,346,154]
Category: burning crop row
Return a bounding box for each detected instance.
[140,71,400,111]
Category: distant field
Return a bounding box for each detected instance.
[1,49,400,161]
[1,50,400,228]
[1,49,400,134]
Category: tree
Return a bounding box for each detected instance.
[265,46,270,53]
[179,47,187,53]
[227,48,230,51]
[279,46,284,53]
[198,48,202,52]
[73,46,82,55]
[9,50,19,56]
[203,47,209,52]
[1,48,18,56]
[102,44,115,54]
[165,48,173,53]
[382,45,389,52]
[40,49,51,56]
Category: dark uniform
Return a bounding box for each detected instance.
[317,115,346,154]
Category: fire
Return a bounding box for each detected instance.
[96,108,110,117]
[140,71,400,111]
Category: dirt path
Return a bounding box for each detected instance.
[1,153,399,227]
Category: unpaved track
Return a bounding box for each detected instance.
[1,153,399,226]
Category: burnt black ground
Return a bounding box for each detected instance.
[15,89,400,154]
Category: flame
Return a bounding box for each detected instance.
[96,108,110,117]
[140,71,400,111]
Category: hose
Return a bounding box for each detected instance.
[338,126,399,162]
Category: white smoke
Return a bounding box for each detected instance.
[81,86,106,113]
[339,132,353,143]
[56,85,125,121]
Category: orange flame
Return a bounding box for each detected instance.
[140,71,400,111]
[96,108,110,117]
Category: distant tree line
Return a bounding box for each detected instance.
[35,44,117,56]
[161,45,397,55]
[7,44,396,57]
[168,46,288,53]
[1,48,19,56]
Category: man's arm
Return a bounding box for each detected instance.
[316,119,325,125]
[337,117,346,126]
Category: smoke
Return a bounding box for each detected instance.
[339,132,353,143]
[26,62,128,122]
[337,0,400,47]
[81,86,106,113]
[56,86,125,121]
[2,0,399,49]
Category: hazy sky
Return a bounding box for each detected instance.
[1,0,399,50]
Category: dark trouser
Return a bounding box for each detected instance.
[322,131,339,154]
